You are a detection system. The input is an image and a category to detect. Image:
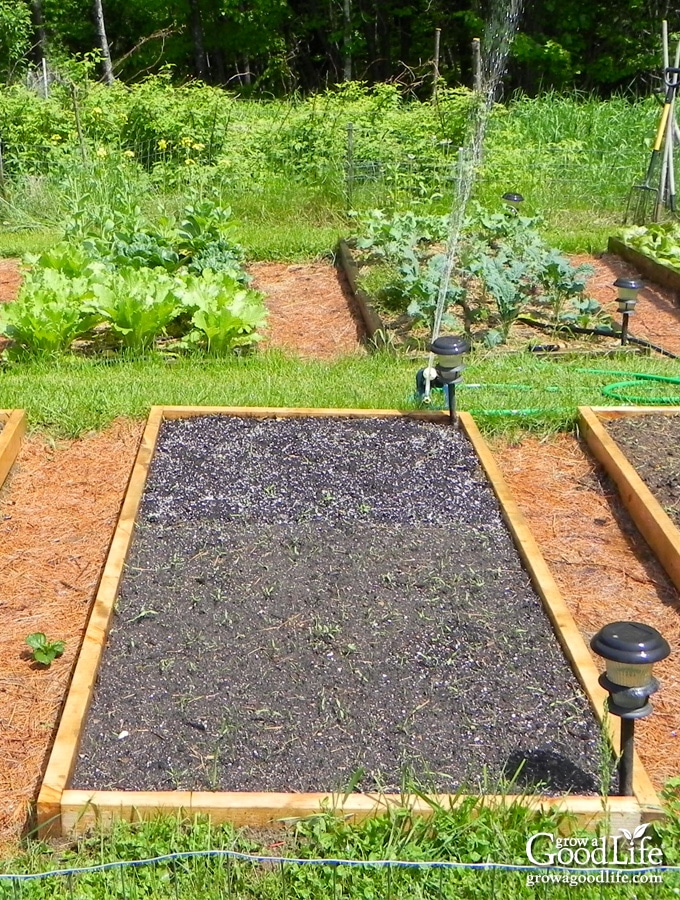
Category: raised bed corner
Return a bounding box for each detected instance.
[579,405,680,593]
[37,407,661,839]
[0,409,26,489]
[608,237,680,303]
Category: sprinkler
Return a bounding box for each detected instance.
[422,335,470,425]
[591,621,670,796]
[613,277,643,346]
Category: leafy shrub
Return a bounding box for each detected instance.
[351,203,599,340]
[619,223,680,271]
[177,270,267,354]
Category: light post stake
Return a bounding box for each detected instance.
[429,335,470,425]
[613,278,643,346]
[591,621,670,796]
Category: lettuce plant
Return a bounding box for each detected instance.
[178,270,267,354]
[89,268,181,351]
[0,269,99,356]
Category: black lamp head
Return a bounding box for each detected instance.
[591,621,670,666]
[429,335,470,359]
[502,191,524,205]
[613,277,644,295]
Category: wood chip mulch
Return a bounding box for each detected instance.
[0,420,144,846]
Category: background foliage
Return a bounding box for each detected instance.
[4,0,677,95]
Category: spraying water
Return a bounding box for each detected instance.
[425,0,523,399]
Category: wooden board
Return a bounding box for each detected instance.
[37,406,660,838]
[59,789,642,836]
[0,409,26,490]
[336,240,385,338]
[579,405,680,595]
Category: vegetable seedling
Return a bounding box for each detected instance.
[25,632,65,667]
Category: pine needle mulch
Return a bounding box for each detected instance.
[493,432,680,790]
[0,419,144,848]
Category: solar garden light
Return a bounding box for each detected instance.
[590,621,670,796]
[502,191,524,213]
[613,277,643,346]
[429,335,470,425]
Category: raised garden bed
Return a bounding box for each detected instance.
[37,407,659,838]
[0,410,26,489]
[338,240,644,358]
[608,237,680,301]
[579,406,680,594]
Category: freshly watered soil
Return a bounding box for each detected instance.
[605,414,680,530]
[73,416,605,796]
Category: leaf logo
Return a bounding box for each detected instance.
[619,823,649,843]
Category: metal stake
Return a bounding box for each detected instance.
[621,312,630,345]
[447,383,457,425]
[619,719,635,796]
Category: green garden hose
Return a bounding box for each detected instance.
[577,369,680,405]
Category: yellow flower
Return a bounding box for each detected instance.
[184,158,195,166]
[192,142,205,151]
[50,133,62,142]
[181,136,193,147]
[157,139,168,151]
[92,106,102,115]
[96,147,108,158]
[123,149,135,158]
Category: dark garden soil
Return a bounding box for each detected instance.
[605,414,680,530]
[73,416,604,796]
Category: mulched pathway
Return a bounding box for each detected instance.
[494,434,680,788]
[573,252,680,356]
[250,263,366,359]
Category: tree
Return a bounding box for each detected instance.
[93,0,114,83]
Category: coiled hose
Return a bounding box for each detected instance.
[577,369,680,405]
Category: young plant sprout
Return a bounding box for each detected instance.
[25,632,65,667]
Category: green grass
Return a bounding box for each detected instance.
[1,793,678,899]
[0,229,61,258]
[1,348,678,437]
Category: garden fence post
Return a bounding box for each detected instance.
[472,38,482,92]
[432,28,441,102]
[345,121,354,210]
[456,146,466,194]
[70,82,88,163]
